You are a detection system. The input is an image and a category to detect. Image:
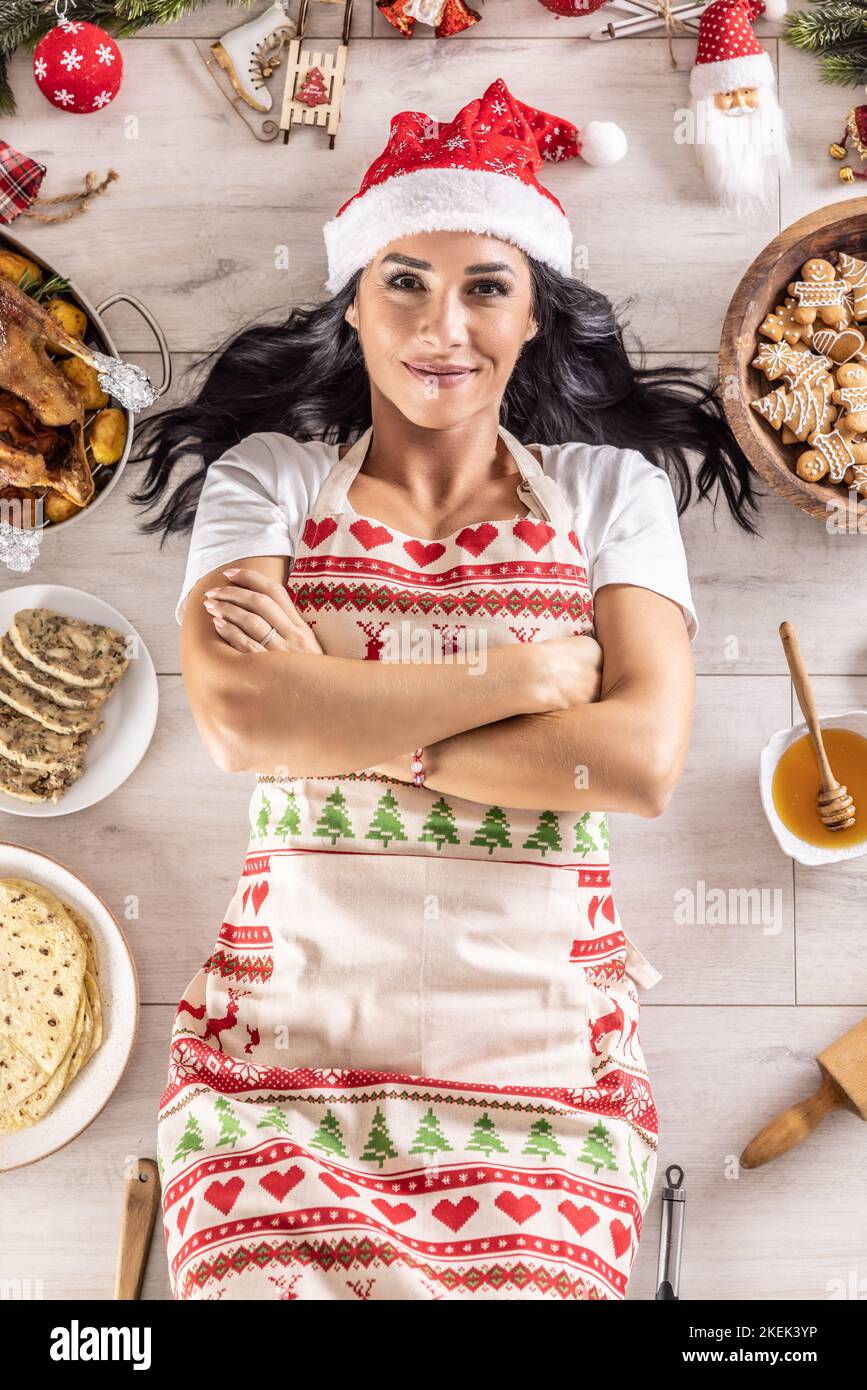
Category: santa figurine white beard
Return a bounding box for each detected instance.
[692,83,791,217]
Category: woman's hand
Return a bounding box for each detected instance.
[536,632,604,710]
[203,566,324,655]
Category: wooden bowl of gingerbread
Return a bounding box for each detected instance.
[720,197,867,527]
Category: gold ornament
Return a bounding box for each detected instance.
[841,167,856,184]
[829,143,847,160]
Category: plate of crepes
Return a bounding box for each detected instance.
[0,585,158,816]
[0,849,138,1168]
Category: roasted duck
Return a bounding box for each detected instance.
[0,278,94,507]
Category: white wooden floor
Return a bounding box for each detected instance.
[2,5,867,1302]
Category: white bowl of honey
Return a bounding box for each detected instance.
[760,712,867,865]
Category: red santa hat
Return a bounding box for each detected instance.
[323,77,627,293]
[689,0,787,102]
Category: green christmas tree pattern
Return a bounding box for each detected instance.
[309,1108,348,1158]
[522,1118,566,1163]
[573,811,599,858]
[470,806,512,856]
[418,797,461,852]
[523,810,562,857]
[365,790,409,849]
[255,792,271,842]
[599,814,610,851]
[313,788,355,847]
[409,1107,454,1158]
[360,1106,400,1169]
[627,1136,650,1206]
[172,1111,204,1165]
[466,1112,509,1158]
[213,1095,246,1150]
[257,1105,292,1135]
[578,1120,619,1175]
[274,791,301,842]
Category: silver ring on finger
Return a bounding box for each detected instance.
[261,624,278,648]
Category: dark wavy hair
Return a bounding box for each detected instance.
[130,258,760,539]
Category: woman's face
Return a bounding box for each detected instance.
[344,231,538,429]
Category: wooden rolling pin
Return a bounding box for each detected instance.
[741,1015,867,1168]
[113,1158,160,1299]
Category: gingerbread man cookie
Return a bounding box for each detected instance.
[759,299,815,348]
[831,361,867,435]
[787,258,851,330]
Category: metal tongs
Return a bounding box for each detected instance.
[655,1163,686,1299]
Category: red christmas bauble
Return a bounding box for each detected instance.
[536,0,607,13]
[33,21,123,115]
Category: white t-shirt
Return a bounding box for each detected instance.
[175,431,699,640]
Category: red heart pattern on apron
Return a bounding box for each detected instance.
[432,1195,479,1232]
[204,1177,244,1216]
[302,517,338,550]
[494,1191,542,1226]
[350,519,393,550]
[259,1166,305,1202]
[319,1172,359,1200]
[513,518,556,553]
[455,522,499,557]
[609,1218,632,1259]
[558,1200,600,1237]
[177,1199,194,1236]
[403,539,446,567]
[372,1199,417,1225]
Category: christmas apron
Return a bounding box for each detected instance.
[157,425,663,1301]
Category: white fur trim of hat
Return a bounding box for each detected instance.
[323,166,574,295]
[689,49,775,99]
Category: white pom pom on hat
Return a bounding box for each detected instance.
[323,77,628,293]
[578,121,628,167]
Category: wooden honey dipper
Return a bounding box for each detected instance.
[779,621,856,832]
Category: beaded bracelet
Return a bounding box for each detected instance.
[410,747,425,787]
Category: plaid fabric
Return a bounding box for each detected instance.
[0,141,46,224]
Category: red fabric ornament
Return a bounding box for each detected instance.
[376,0,480,38]
[536,0,607,14]
[296,67,329,106]
[33,20,123,115]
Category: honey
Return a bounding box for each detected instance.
[772,728,867,849]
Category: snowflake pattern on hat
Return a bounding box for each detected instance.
[323,78,626,293]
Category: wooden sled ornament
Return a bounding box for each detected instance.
[278,0,352,149]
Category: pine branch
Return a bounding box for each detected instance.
[785,2,867,51]
[820,45,867,81]
[0,49,12,115]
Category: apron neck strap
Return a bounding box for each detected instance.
[311,423,573,528]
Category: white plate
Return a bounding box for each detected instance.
[0,843,139,1171]
[0,584,158,818]
[759,709,867,867]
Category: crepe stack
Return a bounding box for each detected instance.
[0,608,129,804]
[0,878,103,1134]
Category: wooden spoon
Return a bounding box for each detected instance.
[113,1157,160,1300]
[779,621,856,831]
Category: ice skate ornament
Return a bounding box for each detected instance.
[206,2,297,115]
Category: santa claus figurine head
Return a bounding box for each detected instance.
[689,0,789,215]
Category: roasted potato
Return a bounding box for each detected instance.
[44,493,84,524]
[0,251,42,291]
[88,407,127,465]
[60,357,109,410]
[46,296,88,352]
